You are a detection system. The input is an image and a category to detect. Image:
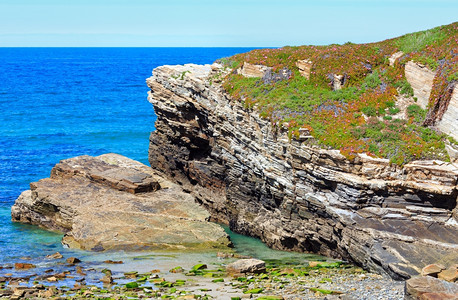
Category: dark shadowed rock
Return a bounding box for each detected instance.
[11,153,230,251]
[66,257,81,264]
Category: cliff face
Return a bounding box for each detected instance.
[147,64,458,280]
[404,61,458,142]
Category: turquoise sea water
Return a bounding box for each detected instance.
[0,48,256,262]
[0,48,327,274]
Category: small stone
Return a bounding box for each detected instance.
[66,257,81,264]
[46,252,63,259]
[170,266,184,273]
[12,287,26,297]
[46,276,58,282]
[19,257,31,260]
[33,284,45,290]
[103,260,123,264]
[308,261,321,268]
[437,267,458,282]
[226,259,266,274]
[124,271,138,279]
[39,289,54,298]
[100,274,113,284]
[14,263,36,270]
[421,264,446,277]
[76,266,86,275]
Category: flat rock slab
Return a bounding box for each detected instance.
[11,153,230,251]
[405,276,458,300]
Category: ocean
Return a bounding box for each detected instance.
[0,48,325,275]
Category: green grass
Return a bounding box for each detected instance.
[396,25,448,53]
[219,22,458,165]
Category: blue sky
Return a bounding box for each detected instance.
[1,0,456,47]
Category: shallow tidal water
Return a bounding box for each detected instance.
[0,47,328,273]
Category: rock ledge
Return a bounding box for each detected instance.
[12,153,230,251]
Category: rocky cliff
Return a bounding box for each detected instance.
[147,63,458,280]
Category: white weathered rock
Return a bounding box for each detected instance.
[332,74,345,90]
[389,51,404,66]
[445,143,458,163]
[296,59,313,79]
[238,62,271,78]
[405,61,436,109]
[437,85,458,141]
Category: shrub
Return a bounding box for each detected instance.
[394,80,414,97]
[406,104,427,123]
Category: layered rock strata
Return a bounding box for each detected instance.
[12,153,230,251]
[437,87,458,141]
[404,61,436,109]
[147,63,458,280]
[404,61,458,142]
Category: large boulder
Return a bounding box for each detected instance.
[405,276,458,300]
[11,153,230,251]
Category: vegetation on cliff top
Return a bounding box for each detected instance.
[219,22,457,165]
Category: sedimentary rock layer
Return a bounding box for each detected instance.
[12,153,230,251]
[147,63,458,280]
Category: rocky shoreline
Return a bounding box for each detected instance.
[147,63,458,280]
[0,251,407,300]
[9,58,458,298]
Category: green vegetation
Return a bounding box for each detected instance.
[219,22,457,165]
[396,25,448,53]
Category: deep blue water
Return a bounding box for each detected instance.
[0,47,256,263]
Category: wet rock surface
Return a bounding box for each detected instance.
[147,63,458,280]
[0,253,405,300]
[11,153,230,251]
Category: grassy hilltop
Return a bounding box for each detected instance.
[219,22,458,165]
